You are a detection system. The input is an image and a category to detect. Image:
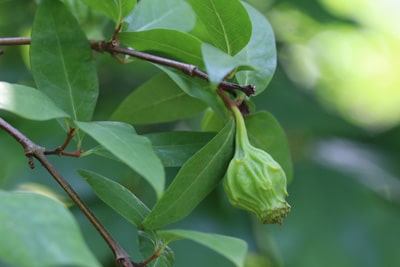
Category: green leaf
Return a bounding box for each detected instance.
[0,82,69,121]
[157,66,229,121]
[142,120,235,229]
[78,0,133,23]
[31,0,98,122]
[138,230,175,267]
[76,121,165,198]
[201,43,252,88]
[158,229,247,267]
[201,108,225,132]
[80,0,136,23]
[186,0,252,55]
[245,111,293,182]
[0,190,100,267]
[110,74,206,124]
[145,131,215,167]
[235,3,277,94]
[125,0,195,32]
[78,169,150,226]
[119,29,204,67]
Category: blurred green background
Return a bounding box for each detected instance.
[1,0,400,266]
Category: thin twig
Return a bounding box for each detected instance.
[44,127,82,157]
[0,37,256,97]
[0,117,135,267]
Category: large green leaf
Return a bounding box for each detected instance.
[201,43,252,88]
[78,169,150,226]
[125,0,195,32]
[245,111,293,182]
[158,229,247,267]
[186,0,251,55]
[138,230,175,267]
[119,29,204,67]
[157,66,229,121]
[86,132,215,168]
[30,0,98,122]
[80,0,136,23]
[145,131,215,167]
[76,121,165,198]
[0,82,69,121]
[235,3,277,94]
[142,120,234,229]
[0,190,100,267]
[110,74,206,124]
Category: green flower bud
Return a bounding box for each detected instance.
[223,106,291,224]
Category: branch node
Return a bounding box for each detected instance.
[90,40,107,53]
[185,65,198,76]
[110,39,120,48]
[27,156,35,169]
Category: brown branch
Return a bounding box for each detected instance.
[0,117,136,267]
[44,127,82,157]
[0,37,256,97]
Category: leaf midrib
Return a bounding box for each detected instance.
[51,14,78,121]
[147,123,233,222]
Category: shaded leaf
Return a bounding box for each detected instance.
[119,29,203,67]
[0,82,69,121]
[186,0,251,55]
[80,0,135,23]
[201,108,225,132]
[138,230,174,267]
[76,121,165,198]
[125,0,195,32]
[30,0,98,122]
[146,131,215,167]
[235,3,277,94]
[158,229,247,267]
[0,190,100,267]
[142,120,234,229]
[110,74,206,124]
[78,169,150,226]
[157,66,229,121]
[245,111,293,182]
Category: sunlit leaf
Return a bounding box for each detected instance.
[201,43,252,88]
[119,29,203,67]
[80,0,136,23]
[0,190,100,267]
[145,131,215,167]
[110,74,206,124]
[158,229,247,267]
[0,82,69,121]
[235,3,277,94]
[30,0,98,122]
[76,121,165,198]
[78,169,150,226]
[186,0,251,55]
[125,0,195,32]
[245,111,293,182]
[142,120,234,229]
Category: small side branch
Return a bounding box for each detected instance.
[44,127,81,157]
[0,117,135,267]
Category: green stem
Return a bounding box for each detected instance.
[231,105,250,158]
